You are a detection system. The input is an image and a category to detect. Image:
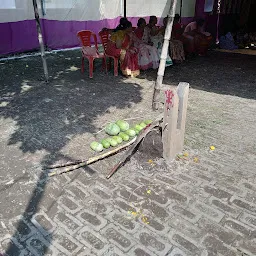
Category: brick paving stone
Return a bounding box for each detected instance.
[92,186,112,201]
[202,236,237,256]
[121,179,140,190]
[96,176,116,190]
[133,186,169,206]
[101,224,135,253]
[54,211,83,235]
[26,235,59,256]
[197,217,239,245]
[58,195,82,214]
[133,177,162,191]
[207,196,242,218]
[167,247,189,256]
[8,217,35,243]
[50,229,83,255]
[40,184,64,211]
[77,210,107,232]
[168,216,203,242]
[140,200,169,219]
[245,191,256,205]
[234,239,256,256]
[101,245,127,256]
[154,174,179,187]
[115,199,137,213]
[176,174,202,187]
[222,217,256,238]
[44,202,59,220]
[107,210,140,234]
[215,182,247,198]
[130,246,158,256]
[168,205,202,224]
[241,182,256,193]
[230,196,256,216]
[163,188,188,204]
[177,183,210,202]
[84,199,113,216]
[135,230,172,255]
[191,202,225,223]
[114,187,141,203]
[31,212,56,236]
[1,237,32,256]
[138,214,168,234]
[187,169,214,184]
[66,181,89,200]
[76,227,108,255]
[239,212,256,228]
[170,233,202,255]
[203,185,232,200]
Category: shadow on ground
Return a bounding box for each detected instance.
[146,51,256,100]
[0,50,143,255]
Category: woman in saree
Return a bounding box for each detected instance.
[106,21,140,77]
[144,16,173,66]
[183,18,212,56]
[134,18,160,70]
[163,16,185,63]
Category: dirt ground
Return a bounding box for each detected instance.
[0,50,256,256]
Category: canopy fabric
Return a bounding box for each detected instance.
[0,0,196,55]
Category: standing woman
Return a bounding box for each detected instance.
[106,21,140,77]
[134,18,160,70]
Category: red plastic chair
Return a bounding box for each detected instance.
[99,30,119,76]
[77,30,107,78]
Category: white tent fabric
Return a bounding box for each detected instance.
[0,0,196,23]
[0,0,196,55]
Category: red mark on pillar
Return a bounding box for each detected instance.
[165,90,174,109]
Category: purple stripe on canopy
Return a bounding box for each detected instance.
[0,16,194,56]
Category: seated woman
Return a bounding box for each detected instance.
[134,18,160,70]
[163,16,185,63]
[172,14,184,41]
[106,20,140,77]
[144,16,173,66]
[183,18,212,56]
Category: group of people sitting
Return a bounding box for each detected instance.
[103,15,212,78]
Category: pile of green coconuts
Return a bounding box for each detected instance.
[90,119,152,152]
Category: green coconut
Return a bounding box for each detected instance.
[116,120,130,132]
[119,132,130,141]
[105,123,120,136]
[90,141,103,152]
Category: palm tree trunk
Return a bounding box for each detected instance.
[152,0,178,110]
[32,0,49,82]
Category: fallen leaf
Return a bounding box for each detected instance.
[183,152,189,157]
[210,146,215,151]
[193,157,199,163]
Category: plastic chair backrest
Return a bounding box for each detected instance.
[77,30,98,50]
[99,30,110,52]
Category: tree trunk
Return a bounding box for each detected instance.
[152,0,178,110]
[32,0,49,82]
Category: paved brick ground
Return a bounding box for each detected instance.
[0,50,256,255]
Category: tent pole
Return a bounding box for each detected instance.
[124,0,127,17]
[180,0,182,21]
[32,0,49,82]
[152,0,178,110]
